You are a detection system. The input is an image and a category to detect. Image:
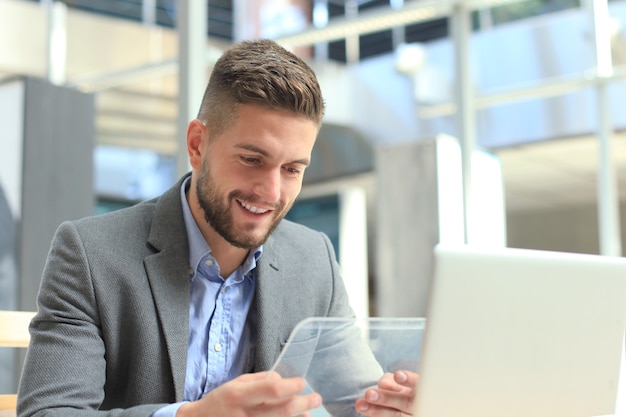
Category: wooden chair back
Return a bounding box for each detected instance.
[0,310,35,415]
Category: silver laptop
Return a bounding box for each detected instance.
[414,244,626,417]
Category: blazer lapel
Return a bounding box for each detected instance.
[144,175,192,402]
[254,235,287,371]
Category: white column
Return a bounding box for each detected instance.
[339,187,369,319]
[44,0,67,86]
[313,0,329,62]
[345,0,360,64]
[142,0,157,25]
[451,2,476,245]
[587,0,622,256]
[177,1,208,178]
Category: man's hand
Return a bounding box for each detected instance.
[355,370,418,416]
[177,371,322,417]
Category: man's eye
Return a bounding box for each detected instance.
[285,166,302,175]
[241,156,259,164]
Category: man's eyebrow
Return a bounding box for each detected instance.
[234,143,310,166]
[235,143,269,156]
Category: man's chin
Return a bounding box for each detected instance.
[228,236,268,250]
[226,216,283,248]
[227,229,271,249]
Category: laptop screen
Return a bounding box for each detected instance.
[414,244,626,417]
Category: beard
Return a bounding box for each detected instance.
[196,160,288,249]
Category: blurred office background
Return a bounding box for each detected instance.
[0,0,625,353]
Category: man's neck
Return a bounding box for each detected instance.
[207,238,248,278]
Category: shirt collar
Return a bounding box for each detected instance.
[180,177,263,278]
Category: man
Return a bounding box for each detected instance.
[17,39,415,417]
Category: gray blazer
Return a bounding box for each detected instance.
[17,175,357,417]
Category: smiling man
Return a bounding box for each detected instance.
[17,39,415,417]
[187,102,318,277]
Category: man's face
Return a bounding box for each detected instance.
[195,104,318,249]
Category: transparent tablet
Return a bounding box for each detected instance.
[270,317,425,417]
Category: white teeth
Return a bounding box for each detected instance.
[240,200,269,214]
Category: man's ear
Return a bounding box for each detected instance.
[187,119,206,169]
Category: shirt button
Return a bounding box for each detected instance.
[205,259,214,266]
[214,343,222,352]
[221,287,227,294]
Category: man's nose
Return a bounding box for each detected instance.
[253,167,281,203]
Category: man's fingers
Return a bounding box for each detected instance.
[395,371,418,389]
[359,387,415,415]
[237,370,276,381]
[377,371,418,393]
[193,373,320,417]
[255,391,322,417]
[355,370,419,416]
[283,392,322,415]
[246,377,308,405]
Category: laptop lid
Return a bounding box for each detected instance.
[414,244,626,417]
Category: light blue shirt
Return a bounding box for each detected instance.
[152,178,261,416]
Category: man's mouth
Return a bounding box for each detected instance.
[237,199,270,214]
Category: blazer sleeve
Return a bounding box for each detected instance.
[17,222,166,417]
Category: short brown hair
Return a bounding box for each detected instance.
[197,39,325,137]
